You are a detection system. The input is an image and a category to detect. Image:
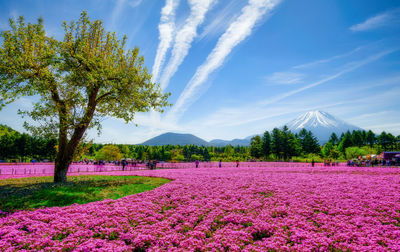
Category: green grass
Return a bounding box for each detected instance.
[0,175,170,213]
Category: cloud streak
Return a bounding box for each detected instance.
[167,0,282,122]
[198,1,243,41]
[294,46,362,69]
[267,72,304,84]
[108,0,126,30]
[198,50,396,129]
[350,8,400,32]
[151,0,180,83]
[261,50,395,106]
[159,0,216,90]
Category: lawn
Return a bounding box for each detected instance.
[0,175,170,213]
[0,166,399,251]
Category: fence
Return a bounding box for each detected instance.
[0,161,352,175]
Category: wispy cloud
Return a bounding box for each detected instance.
[127,0,143,8]
[294,46,362,69]
[159,0,216,90]
[198,50,396,129]
[266,72,304,84]
[167,0,282,122]
[350,8,400,32]
[198,1,242,41]
[108,0,126,30]
[151,0,180,83]
[367,123,400,135]
[260,50,395,106]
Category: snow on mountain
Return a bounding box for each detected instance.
[285,110,362,144]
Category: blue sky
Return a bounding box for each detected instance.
[0,0,400,143]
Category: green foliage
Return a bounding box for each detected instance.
[0,175,170,213]
[292,153,325,163]
[328,132,339,145]
[262,131,271,157]
[338,131,353,153]
[329,146,341,160]
[250,135,263,159]
[0,12,169,182]
[0,125,56,161]
[191,154,203,161]
[366,130,376,147]
[270,126,302,160]
[345,147,368,160]
[298,129,320,154]
[95,145,122,161]
[322,142,333,157]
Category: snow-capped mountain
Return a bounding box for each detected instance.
[285,110,362,144]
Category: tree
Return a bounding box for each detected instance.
[377,131,389,151]
[95,145,122,161]
[351,130,363,147]
[345,147,367,160]
[322,141,334,157]
[298,129,320,154]
[262,131,271,158]
[121,145,131,158]
[328,132,338,145]
[0,12,169,182]
[366,130,376,147]
[285,131,302,159]
[387,133,396,151]
[271,128,282,159]
[250,135,263,159]
[338,131,352,153]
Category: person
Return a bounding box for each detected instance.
[195,160,199,168]
[236,160,239,167]
[121,159,126,171]
[311,159,315,167]
[219,160,222,168]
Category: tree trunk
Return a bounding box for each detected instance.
[54,147,74,183]
[54,157,71,183]
[53,86,99,183]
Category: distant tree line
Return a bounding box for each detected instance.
[0,125,57,161]
[322,129,400,160]
[1,124,399,162]
[249,127,320,160]
[83,143,250,162]
[249,126,400,161]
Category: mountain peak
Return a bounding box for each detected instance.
[285,110,362,143]
[287,110,342,130]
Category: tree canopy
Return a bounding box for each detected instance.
[0,12,169,182]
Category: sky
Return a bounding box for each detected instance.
[0,0,400,144]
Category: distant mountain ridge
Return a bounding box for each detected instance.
[209,138,251,147]
[140,133,251,146]
[141,111,363,146]
[141,133,209,146]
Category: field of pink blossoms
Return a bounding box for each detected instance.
[1,166,400,251]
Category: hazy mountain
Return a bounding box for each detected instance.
[285,110,362,144]
[209,138,251,147]
[141,132,209,146]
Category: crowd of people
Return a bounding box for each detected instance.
[346,158,400,167]
[75,157,399,170]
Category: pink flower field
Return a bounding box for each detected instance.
[1,166,400,251]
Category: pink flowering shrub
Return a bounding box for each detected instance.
[1,166,400,251]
